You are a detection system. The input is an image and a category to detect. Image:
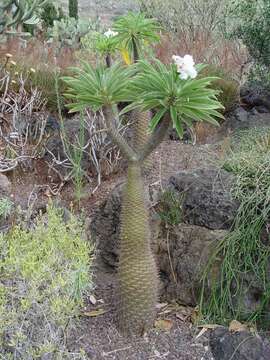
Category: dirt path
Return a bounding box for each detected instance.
[68,261,214,360]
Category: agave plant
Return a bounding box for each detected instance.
[0,0,48,34]
[63,57,223,336]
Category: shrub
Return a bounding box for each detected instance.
[201,65,239,113]
[0,198,13,220]
[227,0,270,67]
[69,0,79,20]
[41,1,65,29]
[0,204,93,359]
[201,127,270,328]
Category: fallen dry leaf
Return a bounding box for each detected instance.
[229,320,248,332]
[83,309,107,317]
[89,295,97,305]
[196,327,208,339]
[156,302,168,310]
[155,319,173,331]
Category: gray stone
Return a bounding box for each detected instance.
[240,85,270,111]
[234,107,249,122]
[210,327,270,360]
[0,173,11,197]
[226,107,270,132]
[167,168,239,230]
[91,183,123,268]
[156,224,227,305]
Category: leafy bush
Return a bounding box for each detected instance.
[69,0,79,20]
[227,0,270,67]
[0,204,92,359]
[41,1,65,28]
[201,65,239,113]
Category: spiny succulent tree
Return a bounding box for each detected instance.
[63,56,224,336]
[69,0,78,20]
[0,0,49,34]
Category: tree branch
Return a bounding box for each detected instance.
[102,106,138,162]
[138,113,171,162]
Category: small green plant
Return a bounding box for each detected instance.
[0,198,13,220]
[62,113,86,205]
[201,127,270,328]
[158,190,183,226]
[0,203,92,359]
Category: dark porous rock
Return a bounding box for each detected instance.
[91,183,123,268]
[210,327,270,360]
[0,173,11,197]
[240,85,270,111]
[168,168,239,230]
[226,107,270,132]
[234,107,249,123]
[156,224,227,305]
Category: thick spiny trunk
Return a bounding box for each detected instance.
[118,161,158,336]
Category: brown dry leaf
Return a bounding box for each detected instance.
[229,320,248,332]
[195,327,208,339]
[191,307,200,324]
[83,309,107,317]
[155,319,173,331]
[156,302,168,310]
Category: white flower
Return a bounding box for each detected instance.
[172,54,197,80]
[104,28,118,38]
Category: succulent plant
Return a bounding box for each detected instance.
[49,18,94,49]
[0,0,49,34]
[63,59,223,336]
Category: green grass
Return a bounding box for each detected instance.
[158,189,183,226]
[200,127,270,328]
[0,203,93,359]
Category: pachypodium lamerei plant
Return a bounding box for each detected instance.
[63,55,224,336]
[0,0,49,34]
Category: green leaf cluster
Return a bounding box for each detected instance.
[63,62,136,112]
[63,58,224,138]
[93,32,119,56]
[121,60,224,137]
[112,12,161,59]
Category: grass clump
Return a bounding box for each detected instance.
[0,198,13,220]
[158,190,183,226]
[0,204,93,359]
[200,127,270,328]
